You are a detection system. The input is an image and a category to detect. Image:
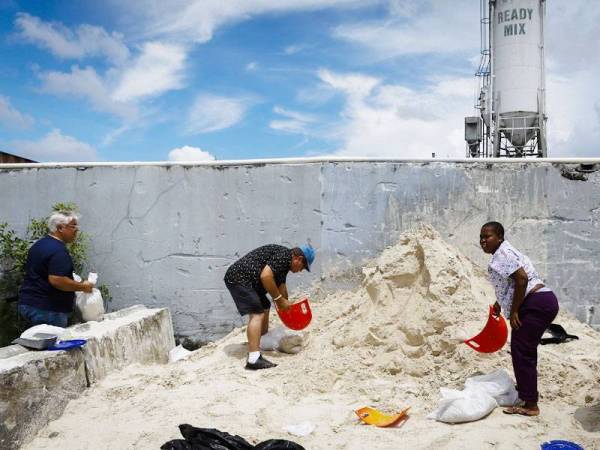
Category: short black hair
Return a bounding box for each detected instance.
[482,221,504,238]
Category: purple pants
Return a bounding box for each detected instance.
[511,290,559,403]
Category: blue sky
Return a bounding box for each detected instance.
[0,0,598,162]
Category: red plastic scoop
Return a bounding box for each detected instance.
[276,298,312,330]
[464,305,508,353]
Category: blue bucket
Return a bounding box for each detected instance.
[541,440,584,450]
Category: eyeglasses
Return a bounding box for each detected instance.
[65,224,79,230]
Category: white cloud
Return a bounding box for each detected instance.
[284,44,303,55]
[38,65,137,121]
[333,0,479,58]
[14,13,129,64]
[168,145,216,161]
[109,0,377,43]
[16,15,185,129]
[112,42,186,102]
[318,69,473,158]
[10,129,98,162]
[273,106,315,123]
[545,2,600,74]
[269,106,316,134]
[0,95,34,129]
[387,0,420,18]
[546,71,600,157]
[317,69,380,99]
[245,61,258,72]
[36,42,186,122]
[185,94,250,134]
[541,1,600,156]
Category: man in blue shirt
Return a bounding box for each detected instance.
[18,211,93,328]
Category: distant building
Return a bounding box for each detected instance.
[0,151,36,164]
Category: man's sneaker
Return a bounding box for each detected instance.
[245,355,277,370]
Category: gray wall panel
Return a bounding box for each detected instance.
[1,160,598,339]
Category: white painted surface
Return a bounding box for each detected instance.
[1,160,599,339]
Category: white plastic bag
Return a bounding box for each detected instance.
[168,344,192,363]
[260,326,303,354]
[21,324,66,339]
[76,288,105,322]
[74,272,105,322]
[428,369,518,423]
[465,369,518,406]
[283,422,315,437]
[427,386,498,423]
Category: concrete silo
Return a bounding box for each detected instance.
[465,0,547,157]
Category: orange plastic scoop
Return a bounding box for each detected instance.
[464,305,508,353]
[355,406,410,427]
[276,298,312,330]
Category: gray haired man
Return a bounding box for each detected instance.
[18,211,93,328]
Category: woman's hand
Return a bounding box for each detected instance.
[509,310,522,329]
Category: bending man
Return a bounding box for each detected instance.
[224,244,315,370]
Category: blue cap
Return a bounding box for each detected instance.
[300,245,315,272]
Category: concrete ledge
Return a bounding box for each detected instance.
[64,305,175,384]
[0,305,175,450]
[0,349,87,450]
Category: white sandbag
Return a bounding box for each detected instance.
[260,327,286,351]
[465,369,519,407]
[168,344,192,363]
[279,334,304,353]
[260,326,304,354]
[21,324,66,339]
[427,386,498,423]
[75,288,105,322]
[74,271,104,322]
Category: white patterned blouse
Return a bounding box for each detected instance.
[488,240,546,315]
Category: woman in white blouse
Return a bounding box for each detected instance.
[480,221,559,417]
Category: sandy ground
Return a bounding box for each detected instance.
[25,226,599,449]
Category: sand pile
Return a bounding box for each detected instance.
[25,225,600,449]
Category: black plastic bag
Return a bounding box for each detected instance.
[161,439,194,450]
[160,424,305,450]
[178,424,254,450]
[255,439,305,450]
[540,323,579,345]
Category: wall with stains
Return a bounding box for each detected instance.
[1,159,599,340]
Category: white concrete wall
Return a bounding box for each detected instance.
[1,159,599,339]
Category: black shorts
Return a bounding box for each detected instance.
[225,281,270,315]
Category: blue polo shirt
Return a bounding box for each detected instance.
[19,235,75,313]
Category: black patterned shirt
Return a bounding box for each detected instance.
[224,244,292,294]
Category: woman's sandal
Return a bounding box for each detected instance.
[503,406,540,416]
